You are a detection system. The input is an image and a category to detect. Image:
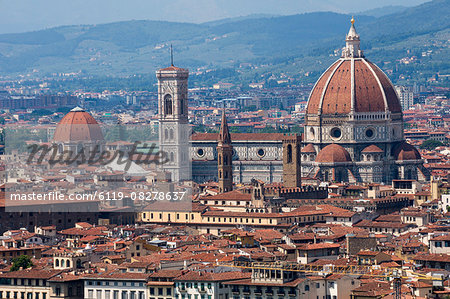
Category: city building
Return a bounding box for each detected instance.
[302,18,428,183]
[395,85,414,111]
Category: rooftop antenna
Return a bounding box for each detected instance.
[170,44,174,66]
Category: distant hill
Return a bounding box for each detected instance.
[357,5,409,17]
[0,0,447,89]
[202,14,279,26]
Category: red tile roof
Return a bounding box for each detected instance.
[316,144,352,163]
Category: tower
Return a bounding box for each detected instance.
[217,111,233,193]
[282,134,302,188]
[156,56,190,182]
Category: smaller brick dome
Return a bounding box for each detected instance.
[301,144,316,153]
[53,107,104,142]
[316,144,352,163]
[362,145,383,153]
[393,142,421,161]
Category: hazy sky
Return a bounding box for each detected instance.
[0,0,429,34]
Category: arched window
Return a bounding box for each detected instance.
[336,170,342,182]
[224,155,228,165]
[309,127,315,139]
[61,259,65,267]
[66,260,71,268]
[180,99,184,115]
[170,152,174,162]
[164,94,173,115]
[406,168,413,180]
[165,129,169,140]
[169,129,174,140]
[76,259,82,268]
[287,144,293,163]
[55,259,60,267]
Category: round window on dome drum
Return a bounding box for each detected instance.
[365,128,374,138]
[197,148,205,157]
[257,149,265,157]
[330,127,342,139]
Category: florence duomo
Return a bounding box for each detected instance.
[160,18,429,186]
[302,17,429,183]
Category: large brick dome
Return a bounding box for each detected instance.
[306,18,402,116]
[53,107,104,142]
[306,58,402,115]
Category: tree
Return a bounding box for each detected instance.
[420,139,444,150]
[10,255,33,271]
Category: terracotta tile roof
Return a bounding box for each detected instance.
[288,232,315,241]
[53,108,103,142]
[253,229,285,241]
[296,243,340,250]
[0,268,62,279]
[307,59,401,115]
[362,144,383,153]
[301,144,316,153]
[354,220,410,229]
[148,269,185,279]
[375,214,402,223]
[413,253,450,263]
[431,234,450,241]
[158,66,187,72]
[357,250,381,256]
[315,144,352,163]
[174,271,250,282]
[48,273,83,282]
[202,210,282,218]
[393,141,421,161]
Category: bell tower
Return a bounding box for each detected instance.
[156,52,190,182]
[282,134,302,188]
[217,111,233,193]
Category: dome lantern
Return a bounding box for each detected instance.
[342,16,363,58]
